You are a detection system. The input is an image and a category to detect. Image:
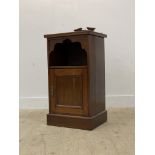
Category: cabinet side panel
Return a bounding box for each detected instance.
[88,36,96,116]
[88,36,105,116]
[95,37,105,112]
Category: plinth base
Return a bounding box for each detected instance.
[47,110,107,130]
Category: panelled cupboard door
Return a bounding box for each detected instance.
[49,68,88,116]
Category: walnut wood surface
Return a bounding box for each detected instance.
[44,30,107,39]
[47,110,107,130]
[49,68,88,116]
[45,31,107,129]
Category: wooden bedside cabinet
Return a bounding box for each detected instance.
[44,30,107,130]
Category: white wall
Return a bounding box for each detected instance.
[19,0,134,108]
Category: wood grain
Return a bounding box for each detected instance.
[49,68,88,116]
[45,31,107,129]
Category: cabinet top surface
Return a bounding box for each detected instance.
[44,30,107,39]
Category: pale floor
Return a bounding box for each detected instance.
[20,108,135,155]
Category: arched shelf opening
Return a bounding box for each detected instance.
[49,39,87,67]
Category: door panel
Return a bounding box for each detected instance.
[49,68,88,116]
[56,75,82,106]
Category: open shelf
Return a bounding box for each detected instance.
[49,39,87,67]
